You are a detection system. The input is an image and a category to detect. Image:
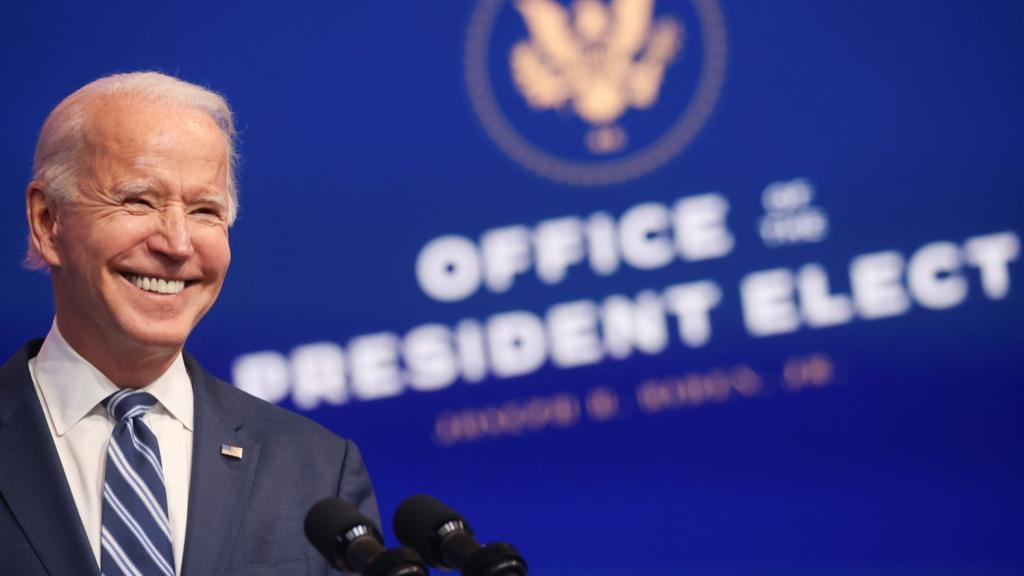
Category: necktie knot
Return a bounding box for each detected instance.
[103,390,158,422]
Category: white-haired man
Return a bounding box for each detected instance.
[0,72,377,576]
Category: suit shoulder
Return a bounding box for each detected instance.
[191,360,351,450]
[0,340,44,421]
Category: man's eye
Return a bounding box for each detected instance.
[192,207,224,219]
[126,198,154,208]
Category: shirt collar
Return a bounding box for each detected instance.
[33,320,195,436]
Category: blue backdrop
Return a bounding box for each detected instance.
[2,1,1022,574]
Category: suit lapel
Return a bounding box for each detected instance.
[0,341,99,576]
[179,353,261,576]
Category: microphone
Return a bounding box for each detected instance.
[393,495,527,576]
[305,497,428,576]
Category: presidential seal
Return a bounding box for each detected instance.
[465,0,727,185]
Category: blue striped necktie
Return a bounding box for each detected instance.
[100,390,175,576]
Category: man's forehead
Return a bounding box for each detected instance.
[83,95,226,150]
[72,97,230,197]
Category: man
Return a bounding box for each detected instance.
[0,72,377,575]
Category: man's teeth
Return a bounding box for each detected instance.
[126,274,186,295]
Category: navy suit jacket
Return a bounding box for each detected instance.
[0,340,379,576]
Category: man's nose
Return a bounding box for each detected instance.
[149,207,194,260]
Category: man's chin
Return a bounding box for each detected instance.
[116,319,193,354]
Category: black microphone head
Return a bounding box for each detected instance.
[304,497,382,570]
[393,494,473,566]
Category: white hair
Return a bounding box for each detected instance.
[25,71,239,269]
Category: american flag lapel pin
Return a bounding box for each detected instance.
[221,444,244,459]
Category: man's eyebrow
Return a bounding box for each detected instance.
[191,193,229,211]
[111,180,157,199]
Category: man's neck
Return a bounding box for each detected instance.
[54,317,182,389]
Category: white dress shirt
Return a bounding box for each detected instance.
[28,322,193,576]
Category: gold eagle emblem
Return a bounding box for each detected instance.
[510,0,683,153]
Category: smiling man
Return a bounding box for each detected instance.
[0,72,377,576]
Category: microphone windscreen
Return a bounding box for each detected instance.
[393,494,468,552]
[304,497,376,563]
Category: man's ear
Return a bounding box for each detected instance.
[26,182,63,267]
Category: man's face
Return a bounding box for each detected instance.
[45,97,231,357]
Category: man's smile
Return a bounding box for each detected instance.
[120,272,194,295]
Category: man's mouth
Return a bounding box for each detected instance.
[122,273,190,295]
